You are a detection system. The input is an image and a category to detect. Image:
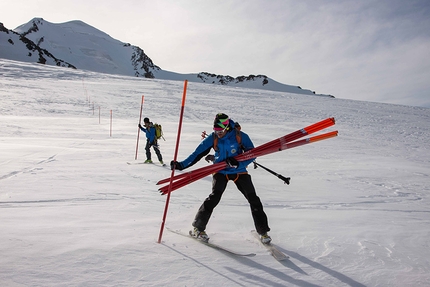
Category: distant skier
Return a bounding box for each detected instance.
[170,113,272,244]
[138,117,163,165]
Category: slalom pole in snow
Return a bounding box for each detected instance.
[157,80,188,243]
[135,95,145,160]
[253,161,290,185]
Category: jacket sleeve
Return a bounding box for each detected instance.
[142,127,155,142]
[237,132,255,168]
[180,134,214,169]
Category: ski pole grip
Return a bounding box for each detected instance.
[278,175,291,185]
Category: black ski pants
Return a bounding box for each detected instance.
[192,172,270,235]
[145,140,163,161]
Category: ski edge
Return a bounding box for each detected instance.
[251,230,289,261]
[167,228,256,257]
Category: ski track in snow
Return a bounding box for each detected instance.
[1,59,429,286]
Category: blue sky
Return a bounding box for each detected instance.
[2,0,430,107]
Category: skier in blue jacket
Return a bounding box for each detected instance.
[138,117,163,164]
[170,113,271,244]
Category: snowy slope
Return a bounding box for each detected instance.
[2,18,328,97]
[0,58,429,286]
[0,22,75,68]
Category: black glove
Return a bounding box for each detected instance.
[170,160,184,171]
[205,154,215,162]
[226,157,239,168]
[138,123,143,129]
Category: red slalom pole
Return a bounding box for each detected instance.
[158,130,338,195]
[157,80,188,243]
[157,117,335,186]
[158,124,338,194]
[284,130,338,149]
[135,95,145,160]
[159,162,226,194]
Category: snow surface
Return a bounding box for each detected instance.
[1,58,429,286]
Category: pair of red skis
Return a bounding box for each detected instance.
[157,117,337,195]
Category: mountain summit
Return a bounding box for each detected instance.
[13,18,159,78]
[1,18,332,97]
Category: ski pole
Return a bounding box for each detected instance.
[135,95,145,160]
[253,161,290,185]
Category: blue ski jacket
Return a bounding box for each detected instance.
[140,123,156,143]
[179,120,256,175]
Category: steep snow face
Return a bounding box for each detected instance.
[0,22,74,67]
[13,18,159,77]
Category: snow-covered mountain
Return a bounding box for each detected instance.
[0,22,75,68]
[0,18,332,97]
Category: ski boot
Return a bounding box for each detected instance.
[190,227,209,243]
[144,159,153,163]
[260,233,272,245]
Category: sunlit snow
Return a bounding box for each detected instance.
[1,59,429,286]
